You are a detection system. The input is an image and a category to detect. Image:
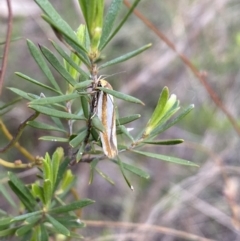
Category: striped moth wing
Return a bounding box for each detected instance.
[97,79,118,158]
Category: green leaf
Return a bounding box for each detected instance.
[97,87,144,105]
[30,93,80,105]
[11,211,42,222]
[69,128,88,148]
[39,45,76,86]
[99,44,151,69]
[0,184,16,208]
[27,39,61,92]
[39,136,69,142]
[0,97,21,111]
[42,156,52,182]
[112,160,150,179]
[29,105,85,120]
[95,168,115,185]
[143,139,184,145]
[40,224,48,241]
[91,115,105,132]
[15,72,61,94]
[8,172,37,210]
[52,147,64,186]
[16,221,37,236]
[99,0,123,50]
[151,104,194,136]
[54,157,71,192]
[32,184,44,203]
[0,217,11,228]
[35,0,87,53]
[73,80,92,90]
[51,41,89,80]
[46,214,70,236]
[50,199,94,214]
[43,179,52,206]
[132,150,199,167]
[81,95,90,118]
[100,0,142,50]
[27,121,66,133]
[8,87,34,101]
[117,156,134,190]
[118,125,134,141]
[144,87,169,136]
[117,114,141,125]
[89,159,99,184]
[0,227,18,237]
[78,0,104,49]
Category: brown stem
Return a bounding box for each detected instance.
[0,0,13,94]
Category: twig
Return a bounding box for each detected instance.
[0,0,13,94]
[0,112,39,162]
[123,0,240,137]
[83,220,216,241]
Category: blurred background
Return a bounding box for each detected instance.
[1,0,240,240]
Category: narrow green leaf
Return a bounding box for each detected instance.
[91,115,105,132]
[30,93,79,105]
[15,72,61,94]
[42,157,52,182]
[0,184,16,208]
[46,214,70,236]
[50,199,95,214]
[81,95,89,118]
[0,227,18,237]
[29,105,85,120]
[40,224,48,241]
[39,45,76,86]
[99,0,123,50]
[95,168,115,185]
[97,87,144,105]
[100,0,142,50]
[112,159,150,179]
[43,179,52,205]
[0,97,21,111]
[51,41,89,79]
[151,104,194,136]
[117,114,141,126]
[117,156,134,190]
[145,87,169,136]
[52,147,64,186]
[8,172,37,209]
[99,44,151,69]
[89,159,99,184]
[27,39,61,92]
[39,136,68,142]
[11,211,42,222]
[118,125,134,141]
[16,221,36,236]
[143,139,184,145]
[35,0,87,53]
[0,217,11,228]
[54,158,71,192]
[8,87,34,101]
[132,150,199,167]
[27,121,66,133]
[69,128,88,148]
[73,80,92,90]
[32,184,44,203]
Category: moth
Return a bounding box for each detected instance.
[96,79,118,158]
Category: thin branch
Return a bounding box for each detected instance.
[0,0,13,94]
[0,112,39,159]
[83,220,216,241]
[123,0,240,137]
